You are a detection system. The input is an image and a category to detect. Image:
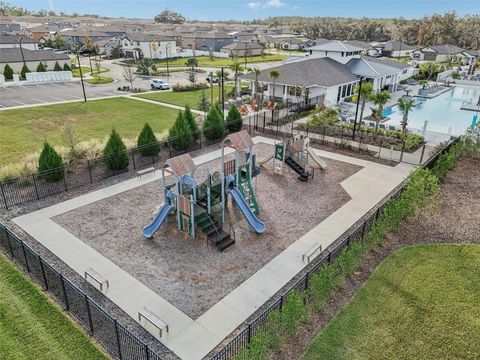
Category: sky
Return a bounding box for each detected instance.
[8,0,480,21]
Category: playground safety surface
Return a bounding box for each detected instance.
[53,142,361,318]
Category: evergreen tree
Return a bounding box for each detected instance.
[38,141,64,182]
[63,63,72,71]
[36,62,47,72]
[137,123,160,156]
[226,104,243,132]
[3,64,13,80]
[203,106,225,141]
[20,64,31,79]
[53,61,63,71]
[169,111,193,151]
[103,129,129,170]
[198,90,209,114]
[184,105,200,141]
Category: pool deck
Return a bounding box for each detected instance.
[14,136,415,360]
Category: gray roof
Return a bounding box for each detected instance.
[0,34,36,44]
[222,42,263,50]
[346,56,410,78]
[125,33,172,42]
[381,41,417,52]
[462,49,480,57]
[427,44,465,54]
[0,48,69,63]
[240,57,358,88]
[308,40,367,52]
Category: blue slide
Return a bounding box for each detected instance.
[227,187,266,234]
[143,191,175,239]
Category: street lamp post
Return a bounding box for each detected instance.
[221,67,225,118]
[77,53,87,102]
[352,77,364,140]
[19,36,26,69]
[166,43,170,78]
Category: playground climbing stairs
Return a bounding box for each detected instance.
[195,212,234,251]
[285,156,312,181]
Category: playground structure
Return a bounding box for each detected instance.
[143,130,265,251]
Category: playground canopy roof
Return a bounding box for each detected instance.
[162,154,196,176]
[223,130,254,151]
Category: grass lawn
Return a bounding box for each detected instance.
[303,244,480,360]
[154,54,287,68]
[0,253,107,359]
[135,84,235,110]
[0,97,177,166]
[73,66,110,78]
[85,76,114,84]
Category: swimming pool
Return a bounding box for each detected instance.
[384,86,480,136]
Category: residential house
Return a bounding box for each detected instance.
[345,55,415,92]
[27,24,68,41]
[230,32,258,43]
[459,49,480,66]
[221,42,264,57]
[0,48,70,73]
[307,40,368,63]
[411,44,464,62]
[278,38,307,51]
[0,21,21,33]
[375,41,417,58]
[182,31,234,52]
[59,30,112,50]
[0,34,38,50]
[240,57,359,105]
[94,39,120,57]
[121,33,177,60]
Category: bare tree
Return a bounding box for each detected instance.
[62,122,80,159]
[123,63,137,91]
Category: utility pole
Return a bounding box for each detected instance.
[352,77,363,140]
[221,67,225,118]
[244,43,248,69]
[19,36,26,69]
[77,53,87,102]
[166,43,170,78]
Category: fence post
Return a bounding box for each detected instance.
[39,258,48,290]
[60,275,70,310]
[114,320,123,360]
[361,221,367,240]
[63,167,68,192]
[419,144,426,165]
[20,241,31,273]
[87,160,93,184]
[85,295,94,335]
[32,174,40,200]
[131,149,136,170]
[0,180,7,210]
[399,139,406,163]
[305,271,309,291]
[145,344,150,360]
[279,295,284,310]
[247,323,252,343]
[5,228,14,256]
[322,126,326,144]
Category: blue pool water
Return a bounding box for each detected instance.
[384,86,480,136]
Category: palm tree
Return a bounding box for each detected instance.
[354,82,374,126]
[370,91,391,133]
[248,67,261,98]
[229,61,243,98]
[268,69,281,103]
[398,97,415,139]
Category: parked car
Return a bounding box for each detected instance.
[151,79,170,90]
[206,76,219,83]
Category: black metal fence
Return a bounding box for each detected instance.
[0,223,166,360]
[0,120,242,210]
[210,137,458,360]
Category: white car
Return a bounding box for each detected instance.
[150,79,170,90]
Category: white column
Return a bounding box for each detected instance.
[283,85,288,101]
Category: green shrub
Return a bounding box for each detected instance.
[38,141,64,182]
[3,64,13,80]
[36,62,47,72]
[281,291,307,337]
[184,105,200,141]
[169,111,193,151]
[226,104,243,132]
[53,61,63,71]
[137,123,160,156]
[172,83,209,92]
[20,64,31,79]
[103,129,129,170]
[63,63,72,71]
[203,106,225,141]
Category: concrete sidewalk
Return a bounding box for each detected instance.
[14,136,414,360]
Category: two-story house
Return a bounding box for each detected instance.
[121,33,177,60]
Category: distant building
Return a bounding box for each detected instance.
[307,40,368,63]
[0,48,70,73]
[278,38,308,51]
[221,42,264,57]
[0,21,21,33]
[0,34,38,50]
[59,30,112,50]
[411,45,464,62]
[182,31,234,52]
[373,41,417,58]
[121,33,177,60]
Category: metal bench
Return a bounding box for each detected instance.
[84,267,109,291]
[138,307,169,337]
[137,167,155,177]
[302,243,323,264]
